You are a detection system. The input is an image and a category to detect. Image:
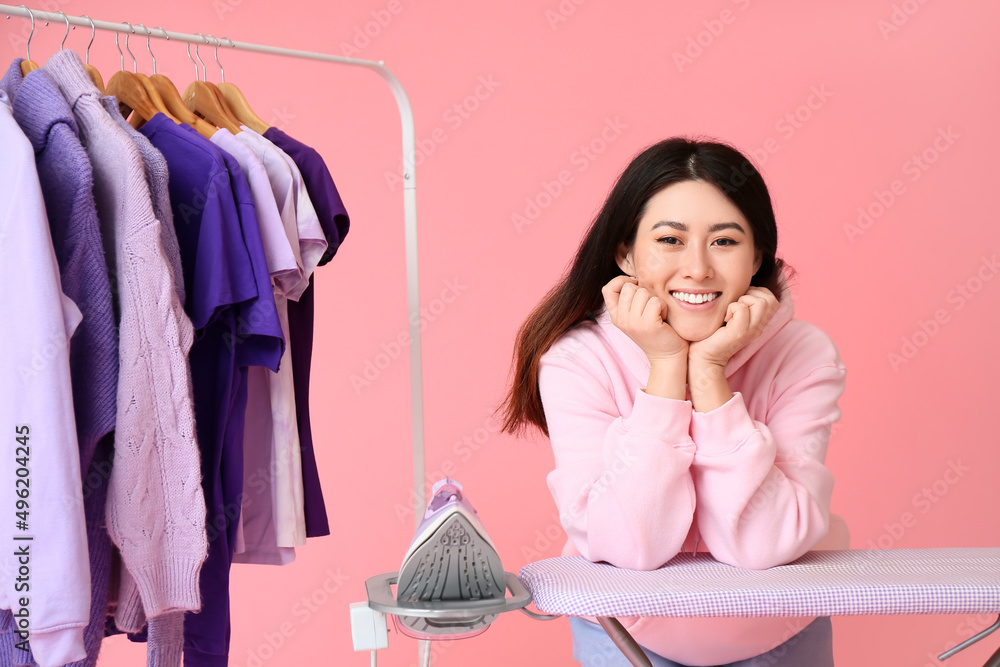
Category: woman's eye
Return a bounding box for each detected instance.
[657,237,680,245]
[713,238,738,247]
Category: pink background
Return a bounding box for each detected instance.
[3,0,999,665]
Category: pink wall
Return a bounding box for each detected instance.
[4,0,999,665]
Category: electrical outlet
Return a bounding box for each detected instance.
[350,602,389,651]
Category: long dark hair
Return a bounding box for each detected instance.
[496,136,795,438]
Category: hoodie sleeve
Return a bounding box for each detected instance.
[539,344,697,570]
[689,333,847,570]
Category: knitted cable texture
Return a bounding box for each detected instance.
[45,50,208,622]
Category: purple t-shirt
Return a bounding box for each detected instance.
[139,115,283,667]
[264,127,351,539]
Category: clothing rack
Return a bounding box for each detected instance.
[2,4,432,664]
[0,1,427,543]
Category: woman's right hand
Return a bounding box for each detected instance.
[602,275,689,363]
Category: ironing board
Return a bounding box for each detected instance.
[518,548,1000,667]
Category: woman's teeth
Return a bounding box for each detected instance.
[671,291,720,304]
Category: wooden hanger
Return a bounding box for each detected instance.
[209,37,269,134]
[107,70,159,128]
[134,27,215,139]
[150,74,217,139]
[183,35,242,134]
[105,26,159,129]
[18,7,38,75]
[184,79,243,134]
[217,82,270,134]
[135,74,179,124]
[208,81,244,128]
[125,26,177,125]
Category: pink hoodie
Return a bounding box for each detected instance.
[537,272,848,665]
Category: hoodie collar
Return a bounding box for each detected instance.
[595,270,795,381]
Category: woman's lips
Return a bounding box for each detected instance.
[670,291,722,311]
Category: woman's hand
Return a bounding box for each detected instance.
[602,275,689,363]
[688,286,780,368]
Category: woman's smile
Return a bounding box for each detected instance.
[670,290,722,307]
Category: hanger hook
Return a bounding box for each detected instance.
[206,34,225,83]
[80,15,96,64]
[56,10,69,50]
[121,22,138,74]
[16,5,34,62]
[220,37,235,82]
[193,33,209,81]
[185,41,197,80]
[135,24,155,74]
[155,27,169,75]
[115,27,123,70]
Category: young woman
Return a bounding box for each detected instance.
[499,137,847,666]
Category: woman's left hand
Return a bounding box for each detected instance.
[688,286,780,368]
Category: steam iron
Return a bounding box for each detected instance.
[393,478,506,639]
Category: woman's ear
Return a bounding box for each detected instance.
[616,242,635,277]
[753,249,762,275]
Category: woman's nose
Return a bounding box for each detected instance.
[680,247,713,281]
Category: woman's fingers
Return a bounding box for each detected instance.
[602,275,637,319]
[737,288,779,334]
[643,295,663,323]
[617,281,637,324]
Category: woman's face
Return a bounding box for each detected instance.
[616,179,762,342]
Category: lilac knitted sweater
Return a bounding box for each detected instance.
[45,49,208,652]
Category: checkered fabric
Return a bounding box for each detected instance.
[518,548,1000,618]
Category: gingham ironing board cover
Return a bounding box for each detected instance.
[518,548,1000,617]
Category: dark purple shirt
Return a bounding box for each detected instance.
[264,126,349,264]
[264,127,351,539]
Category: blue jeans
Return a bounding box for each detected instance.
[570,616,834,667]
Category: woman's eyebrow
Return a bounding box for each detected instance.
[651,220,747,234]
